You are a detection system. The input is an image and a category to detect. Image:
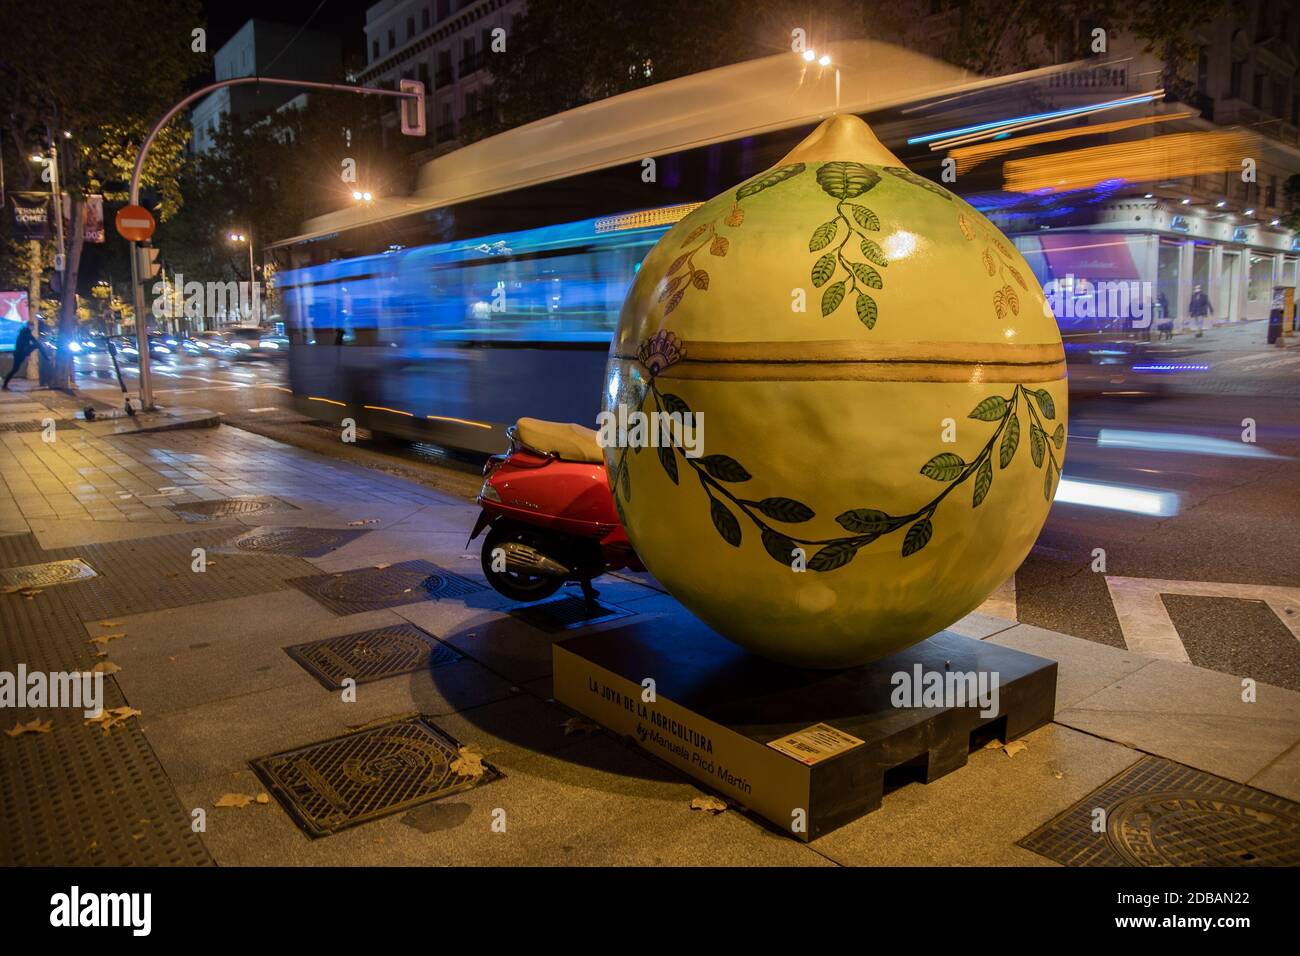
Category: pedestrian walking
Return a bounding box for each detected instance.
[1189,285,1213,338]
[2,317,41,390]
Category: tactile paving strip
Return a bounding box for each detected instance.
[0,557,98,589]
[169,495,300,521]
[0,420,79,433]
[1019,755,1300,866]
[217,525,369,559]
[250,716,501,837]
[285,560,485,615]
[284,623,462,689]
[510,594,634,633]
[0,689,212,866]
[0,529,320,623]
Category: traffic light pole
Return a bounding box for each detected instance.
[126,75,421,411]
[128,240,150,409]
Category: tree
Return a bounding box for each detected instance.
[163,93,419,298]
[0,0,207,388]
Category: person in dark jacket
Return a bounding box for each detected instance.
[1188,285,1213,337]
[2,318,39,390]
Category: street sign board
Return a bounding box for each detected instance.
[115,204,155,241]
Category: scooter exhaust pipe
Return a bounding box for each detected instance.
[501,541,571,577]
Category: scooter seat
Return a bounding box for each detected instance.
[515,418,605,463]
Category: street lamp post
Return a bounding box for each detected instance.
[126,75,422,411]
[227,230,256,325]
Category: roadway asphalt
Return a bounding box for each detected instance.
[68,321,1300,688]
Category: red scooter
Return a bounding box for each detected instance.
[469,418,643,603]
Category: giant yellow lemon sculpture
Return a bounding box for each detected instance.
[604,114,1066,668]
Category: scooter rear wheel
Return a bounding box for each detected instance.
[481,523,564,602]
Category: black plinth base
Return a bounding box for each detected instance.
[553,616,1057,842]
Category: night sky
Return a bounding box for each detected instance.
[199,0,371,75]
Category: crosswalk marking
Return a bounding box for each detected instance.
[1105,576,1300,662]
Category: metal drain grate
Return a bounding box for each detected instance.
[510,594,633,633]
[284,560,484,615]
[0,557,98,590]
[1019,755,1300,866]
[284,623,462,689]
[170,495,299,521]
[249,715,501,837]
[219,525,369,559]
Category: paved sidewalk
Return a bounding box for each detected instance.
[2,384,1298,866]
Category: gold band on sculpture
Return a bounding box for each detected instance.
[613,339,1068,382]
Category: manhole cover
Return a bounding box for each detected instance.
[285,623,462,689]
[220,526,368,559]
[170,496,299,521]
[285,560,484,615]
[510,594,633,633]
[249,716,500,837]
[1019,755,1300,866]
[0,558,98,590]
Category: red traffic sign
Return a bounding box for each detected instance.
[115,205,155,242]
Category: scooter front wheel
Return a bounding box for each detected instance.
[481,524,564,602]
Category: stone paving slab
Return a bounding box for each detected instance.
[177,730,830,866]
[813,723,1142,866]
[1055,657,1300,785]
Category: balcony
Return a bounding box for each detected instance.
[1215,99,1300,147]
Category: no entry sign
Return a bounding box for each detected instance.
[115,204,155,241]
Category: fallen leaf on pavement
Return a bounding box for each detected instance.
[88,632,125,646]
[374,563,391,570]
[451,745,488,778]
[256,792,270,804]
[84,706,142,734]
[99,621,124,628]
[983,738,1004,750]
[1003,739,1028,758]
[6,719,53,737]
[214,793,254,809]
[348,519,379,526]
[690,795,728,814]
[90,661,121,674]
[562,716,601,736]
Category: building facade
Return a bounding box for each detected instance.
[897,0,1300,332]
[190,20,343,154]
[358,0,524,147]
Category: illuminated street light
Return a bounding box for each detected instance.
[818,54,832,66]
[1244,207,1254,215]
[801,49,815,62]
[352,190,374,202]
[1271,218,1281,226]
[1180,198,1190,204]
[1216,200,1226,208]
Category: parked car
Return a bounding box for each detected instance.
[181,330,228,356]
[115,332,174,364]
[219,326,282,362]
